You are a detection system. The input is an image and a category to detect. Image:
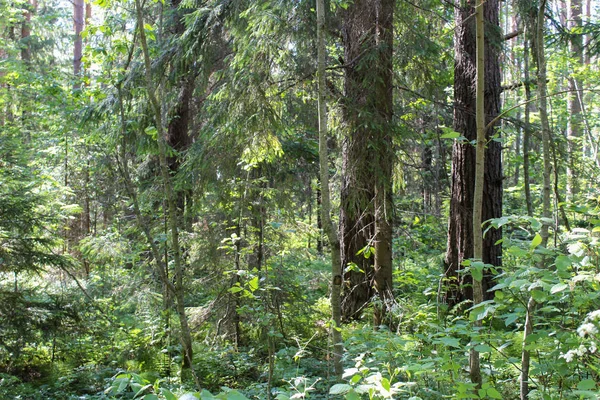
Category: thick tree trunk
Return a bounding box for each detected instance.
[340,0,394,323]
[73,0,84,88]
[21,0,36,64]
[444,0,502,308]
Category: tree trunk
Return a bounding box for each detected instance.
[340,0,394,323]
[444,0,502,308]
[73,0,84,88]
[521,2,551,397]
[470,0,485,387]
[316,0,343,377]
[21,0,36,65]
[566,0,583,201]
[135,0,194,373]
[523,33,534,217]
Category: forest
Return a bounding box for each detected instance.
[1,0,600,398]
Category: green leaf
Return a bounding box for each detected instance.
[223,391,249,400]
[134,384,153,398]
[228,285,243,294]
[507,246,528,257]
[200,390,216,399]
[550,283,569,294]
[160,388,178,400]
[577,379,596,390]
[471,264,483,282]
[441,131,460,139]
[438,337,461,348]
[474,344,492,352]
[555,255,571,271]
[329,384,352,395]
[504,313,518,326]
[142,395,159,400]
[381,377,391,391]
[530,233,542,250]
[345,390,361,400]
[486,387,502,399]
[248,276,259,292]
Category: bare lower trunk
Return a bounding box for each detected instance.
[340,0,394,324]
[520,297,535,399]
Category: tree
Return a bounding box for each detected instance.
[444,0,502,308]
[316,0,343,377]
[566,0,583,200]
[73,0,84,87]
[340,0,394,324]
[134,0,194,372]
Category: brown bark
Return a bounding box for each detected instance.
[444,0,502,308]
[340,0,394,322]
[21,0,36,64]
[73,0,84,87]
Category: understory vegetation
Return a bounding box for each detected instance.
[2,0,600,398]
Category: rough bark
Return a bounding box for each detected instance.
[21,0,36,65]
[340,0,394,323]
[444,0,502,308]
[73,0,84,87]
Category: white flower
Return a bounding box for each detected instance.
[590,343,597,354]
[578,323,598,337]
[560,350,576,363]
[577,345,588,356]
[588,310,600,322]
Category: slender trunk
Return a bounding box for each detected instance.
[523,34,534,217]
[521,2,551,397]
[316,0,343,377]
[469,0,485,387]
[566,0,583,201]
[445,0,502,307]
[520,297,535,399]
[316,187,323,255]
[536,0,552,247]
[135,0,194,372]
